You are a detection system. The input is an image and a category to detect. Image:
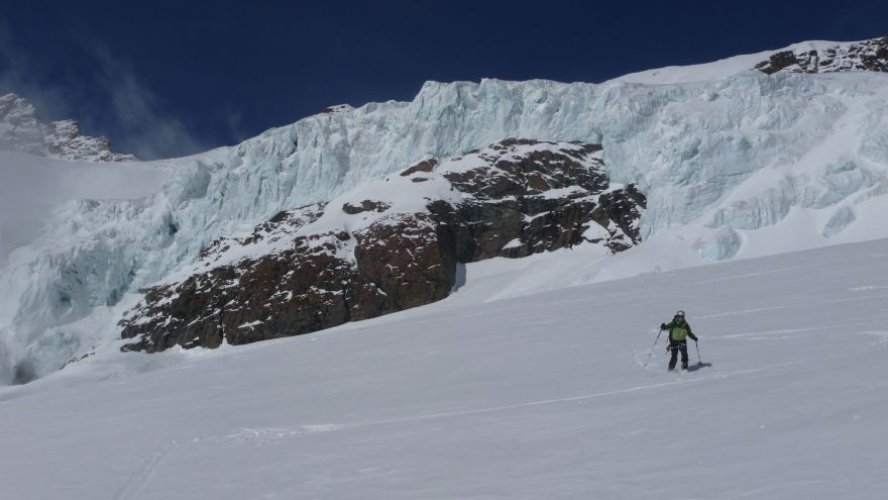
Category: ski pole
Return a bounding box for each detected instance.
[695,340,702,364]
[643,327,664,369]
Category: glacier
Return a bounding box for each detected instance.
[3,61,888,382]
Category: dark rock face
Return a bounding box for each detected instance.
[321,104,354,114]
[120,139,646,352]
[429,140,642,259]
[342,200,391,215]
[755,37,888,75]
[756,51,802,75]
[121,216,455,353]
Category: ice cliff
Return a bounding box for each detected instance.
[2,38,888,383]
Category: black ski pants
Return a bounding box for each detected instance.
[668,341,689,370]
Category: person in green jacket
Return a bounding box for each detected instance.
[660,310,698,371]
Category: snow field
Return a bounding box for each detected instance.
[1,237,886,499]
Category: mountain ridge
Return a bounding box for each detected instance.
[0,93,135,162]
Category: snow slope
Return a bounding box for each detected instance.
[1,237,886,499]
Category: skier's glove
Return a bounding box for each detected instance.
[660,323,666,330]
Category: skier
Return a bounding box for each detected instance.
[660,310,698,371]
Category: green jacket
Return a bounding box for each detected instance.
[662,320,698,343]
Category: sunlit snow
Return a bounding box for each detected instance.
[1,37,888,499]
[0,238,886,499]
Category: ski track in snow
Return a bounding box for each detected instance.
[688,264,827,285]
[207,425,344,446]
[695,306,792,319]
[113,426,342,498]
[860,331,888,345]
[847,285,888,291]
[718,326,836,340]
[113,441,180,500]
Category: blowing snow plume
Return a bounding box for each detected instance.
[0,20,204,161]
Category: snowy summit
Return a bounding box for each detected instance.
[0,93,135,162]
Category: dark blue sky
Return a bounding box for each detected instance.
[1,0,885,159]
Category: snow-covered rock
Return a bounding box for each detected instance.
[754,36,888,75]
[118,140,644,353]
[613,36,888,85]
[0,93,135,162]
[0,93,44,156]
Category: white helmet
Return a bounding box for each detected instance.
[675,310,685,317]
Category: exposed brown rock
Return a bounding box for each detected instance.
[342,200,391,215]
[354,213,455,310]
[400,158,439,176]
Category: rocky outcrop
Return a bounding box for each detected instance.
[119,139,646,352]
[0,93,135,162]
[342,200,391,214]
[400,158,438,177]
[428,140,643,258]
[120,212,452,353]
[755,37,888,75]
[42,120,135,162]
